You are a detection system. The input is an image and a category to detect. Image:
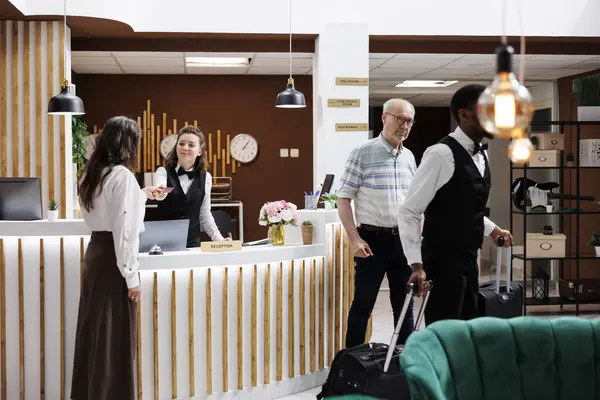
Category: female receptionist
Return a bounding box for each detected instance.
[152,125,230,247]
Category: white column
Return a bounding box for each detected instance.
[312,23,370,191]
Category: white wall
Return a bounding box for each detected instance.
[16,0,600,38]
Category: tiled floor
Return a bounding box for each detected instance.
[276,286,600,399]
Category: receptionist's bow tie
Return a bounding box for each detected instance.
[473,142,489,155]
[177,168,196,179]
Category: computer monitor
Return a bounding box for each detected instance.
[0,177,43,220]
[139,219,190,253]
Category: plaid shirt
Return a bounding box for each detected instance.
[337,134,417,228]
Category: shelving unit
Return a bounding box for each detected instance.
[509,121,600,316]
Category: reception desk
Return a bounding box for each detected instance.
[0,210,369,400]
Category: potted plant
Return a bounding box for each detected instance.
[301,220,314,245]
[72,115,89,179]
[258,200,299,246]
[573,75,600,121]
[588,231,600,257]
[530,135,539,150]
[320,192,338,210]
[566,152,575,167]
[48,200,59,221]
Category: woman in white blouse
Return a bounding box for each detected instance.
[71,116,161,400]
[152,125,229,247]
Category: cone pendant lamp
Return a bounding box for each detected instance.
[276,0,305,108]
[48,0,85,115]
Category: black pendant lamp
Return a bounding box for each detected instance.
[276,0,305,108]
[48,0,85,116]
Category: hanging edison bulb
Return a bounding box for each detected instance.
[477,44,535,138]
[508,130,534,164]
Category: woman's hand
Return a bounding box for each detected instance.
[128,285,141,302]
[142,185,166,200]
[223,237,232,241]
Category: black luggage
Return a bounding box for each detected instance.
[316,282,432,400]
[478,237,523,318]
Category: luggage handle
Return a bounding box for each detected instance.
[495,236,512,294]
[383,280,433,373]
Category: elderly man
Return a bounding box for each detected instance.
[337,98,418,348]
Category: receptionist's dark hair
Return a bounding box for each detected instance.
[164,125,208,174]
[78,116,141,212]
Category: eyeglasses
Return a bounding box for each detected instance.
[386,112,415,127]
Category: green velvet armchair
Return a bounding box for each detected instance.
[400,316,600,400]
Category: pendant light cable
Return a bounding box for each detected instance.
[516,0,526,85]
[288,0,292,79]
[63,0,67,83]
[501,0,507,45]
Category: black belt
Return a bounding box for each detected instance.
[359,224,399,236]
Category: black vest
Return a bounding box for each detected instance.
[422,136,491,252]
[155,167,206,248]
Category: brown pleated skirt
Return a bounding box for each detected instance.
[71,231,137,400]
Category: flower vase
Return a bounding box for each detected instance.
[324,201,335,210]
[596,246,600,257]
[269,224,285,246]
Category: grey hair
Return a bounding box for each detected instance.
[383,98,415,115]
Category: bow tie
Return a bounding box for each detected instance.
[177,168,196,179]
[473,142,489,155]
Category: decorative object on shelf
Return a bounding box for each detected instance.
[579,139,600,167]
[511,177,599,211]
[47,0,84,116]
[159,133,178,158]
[526,233,567,258]
[230,133,259,163]
[301,220,314,245]
[148,244,163,255]
[72,116,89,178]
[587,231,600,257]
[320,192,338,210]
[532,269,550,300]
[259,200,299,246]
[275,0,306,109]
[529,149,560,168]
[542,225,553,235]
[48,200,59,221]
[566,152,575,167]
[530,132,564,151]
[573,75,600,121]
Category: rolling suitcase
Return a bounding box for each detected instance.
[316,282,432,400]
[478,237,523,318]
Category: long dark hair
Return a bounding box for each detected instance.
[164,125,208,173]
[79,116,141,212]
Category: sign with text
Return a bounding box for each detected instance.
[335,77,369,86]
[335,123,369,132]
[200,240,243,252]
[328,99,361,107]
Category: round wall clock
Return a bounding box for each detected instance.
[230,133,259,163]
[160,133,178,158]
[83,133,98,160]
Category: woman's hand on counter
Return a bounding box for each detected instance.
[223,237,232,241]
[128,286,141,302]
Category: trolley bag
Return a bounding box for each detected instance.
[316,281,432,400]
[478,237,523,318]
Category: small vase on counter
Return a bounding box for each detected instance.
[258,199,299,247]
[48,200,59,221]
[301,221,314,245]
[588,231,600,257]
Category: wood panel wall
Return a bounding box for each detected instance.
[0,20,72,219]
[74,74,313,241]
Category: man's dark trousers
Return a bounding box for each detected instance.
[345,226,414,348]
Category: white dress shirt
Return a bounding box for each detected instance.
[80,165,147,289]
[154,166,225,241]
[398,127,497,266]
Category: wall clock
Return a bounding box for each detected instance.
[84,133,98,160]
[160,133,178,158]
[230,133,259,163]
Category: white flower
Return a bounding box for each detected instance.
[259,219,268,226]
[280,209,293,222]
[268,214,282,224]
[287,202,297,210]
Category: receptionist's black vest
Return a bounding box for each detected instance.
[155,167,206,248]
